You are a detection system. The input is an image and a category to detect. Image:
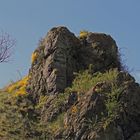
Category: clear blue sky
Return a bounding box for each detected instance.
[0,0,140,87]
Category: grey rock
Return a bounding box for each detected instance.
[27,26,121,102]
[27,26,81,101]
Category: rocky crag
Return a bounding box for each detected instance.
[0,26,140,140]
[27,27,121,100]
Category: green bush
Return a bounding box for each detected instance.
[71,69,118,93]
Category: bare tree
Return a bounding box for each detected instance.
[0,31,15,63]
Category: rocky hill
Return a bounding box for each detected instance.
[0,26,140,140]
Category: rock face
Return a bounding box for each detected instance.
[27,26,121,101]
[81,32,121,72]
[56,72,140,140]
[27,27,81,101]
[25,26,140,139]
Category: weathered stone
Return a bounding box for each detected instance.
[53,71,140,140]
[95,125,124,140]
[27,26,121,102]
[27,26,81,101]
[62,87,106,139]
[67,92,78,106]
[79,32,121,72]
[26,26,140,140]
[116,81,140,139]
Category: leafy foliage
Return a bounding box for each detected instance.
[35,95,48,109]
[0,68,126,139]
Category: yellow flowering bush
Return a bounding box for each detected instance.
[79,30,89,38]
[31,52,38,63]
[6,76,28,96]
[71,105,78,114]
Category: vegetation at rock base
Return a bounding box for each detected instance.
[0,91,34,139]
[0,68,139,139]
[0,68,126,139]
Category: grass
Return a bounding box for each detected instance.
[71,69,118,93]
[54,91,70,107]
[47,113,65,133]
[35,95,48,109]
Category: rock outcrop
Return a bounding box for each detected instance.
[27,27,81,101]
[79,32,121,72]
[56,72,140,140]
[26,27,140,140]
[27,26,121,102]
[1,26,140,140]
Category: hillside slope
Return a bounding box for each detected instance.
[0,27,140,140]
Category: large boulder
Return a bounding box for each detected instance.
[79,32,121,72]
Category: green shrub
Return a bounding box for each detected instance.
[0,91,34,139]
[71,69,118,93]
[70,69,124,130]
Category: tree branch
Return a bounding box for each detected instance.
[0,32,16,63]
